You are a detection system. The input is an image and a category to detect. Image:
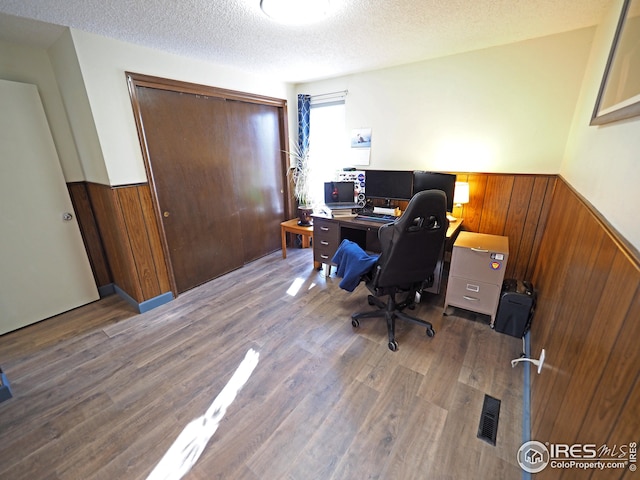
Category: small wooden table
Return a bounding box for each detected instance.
[280,219,314,259]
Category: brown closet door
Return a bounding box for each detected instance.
[136,87,244,293]
[226,100,284,263]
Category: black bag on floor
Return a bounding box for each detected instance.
[494,279,536,338]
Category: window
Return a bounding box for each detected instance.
[307,99,346,206]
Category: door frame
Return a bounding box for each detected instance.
[125,72,290,296]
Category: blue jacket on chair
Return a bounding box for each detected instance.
[331,239,379,292]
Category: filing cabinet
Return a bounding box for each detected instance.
[444,231,509,325]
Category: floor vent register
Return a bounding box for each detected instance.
[477,394,501,446]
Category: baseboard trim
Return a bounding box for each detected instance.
[98,283,116,298]
[113,285,174,313]
[521,330,532,480]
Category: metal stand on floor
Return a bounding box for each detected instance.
[511,344,546,374]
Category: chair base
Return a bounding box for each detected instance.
[351,292,435,351]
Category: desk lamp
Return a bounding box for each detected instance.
[449,181,469,222]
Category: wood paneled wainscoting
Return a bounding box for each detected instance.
[68,181,173,312]
[530,178,639,479]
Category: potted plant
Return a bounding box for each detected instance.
[287,142,314,226]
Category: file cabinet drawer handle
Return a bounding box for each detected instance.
[463,295,480,302]
[320,227,330,231]
[471,247,489,253]
[466,284,480,292]
[321,241,329,245]
[321,254,330,259]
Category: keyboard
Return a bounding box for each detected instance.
[355,212,397,223]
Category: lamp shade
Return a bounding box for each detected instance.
[453,182,469,205]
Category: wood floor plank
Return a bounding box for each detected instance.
[283,378,380,480]
[245,351,354,478]
[381,397,448,479]
[328,365,425,479]
[0,392,114,477]
[417,316,472,409]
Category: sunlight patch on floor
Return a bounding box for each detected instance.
[146,349,260,480]
[286,276,318,297]
[286,277,304,296]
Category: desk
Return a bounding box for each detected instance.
[280,219,314,260]
[313,214,463,294]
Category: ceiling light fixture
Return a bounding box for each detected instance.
[260,0,332,25]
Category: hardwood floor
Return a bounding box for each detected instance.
[0,248,524,479]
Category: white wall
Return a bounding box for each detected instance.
[562,0,640,249]
[0,40,85,181]
[48,31,109,184]
[67,29,293,186]
[296,28,594,174]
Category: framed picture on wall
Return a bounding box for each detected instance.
[591,0,640,125]
[350,128,371,148]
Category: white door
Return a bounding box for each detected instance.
[0,79,99,335]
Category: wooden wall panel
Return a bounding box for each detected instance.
[115,186,171,300]
[529,179,640,479]
[87,182,141,300]
[478,174,515,235]
[454,173,556,281]
[503,176,535,278]
[575,290,640,443]
[85,182,171,304]
[67,182,112,288]
[137,185,172,295]
[522,177,555,280]
[453,173,485,232]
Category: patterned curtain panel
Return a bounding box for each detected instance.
[297,94,311,155]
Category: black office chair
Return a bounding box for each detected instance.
[351,190,449,351]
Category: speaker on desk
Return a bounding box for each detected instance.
[494,279,536,338]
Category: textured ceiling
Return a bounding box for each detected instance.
[0,0,613,83]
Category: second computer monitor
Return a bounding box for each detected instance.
[364,170,414,206]
[412,171,456,212]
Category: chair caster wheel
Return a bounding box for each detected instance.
[388,341,398,351]
[426,327,435,337]
[351,318,359,328]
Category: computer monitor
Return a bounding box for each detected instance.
[412,171,457,212]
[364,170,414,206]
[323,181,358,206]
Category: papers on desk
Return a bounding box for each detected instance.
[322,206,358,218]
[331,209,358,218]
